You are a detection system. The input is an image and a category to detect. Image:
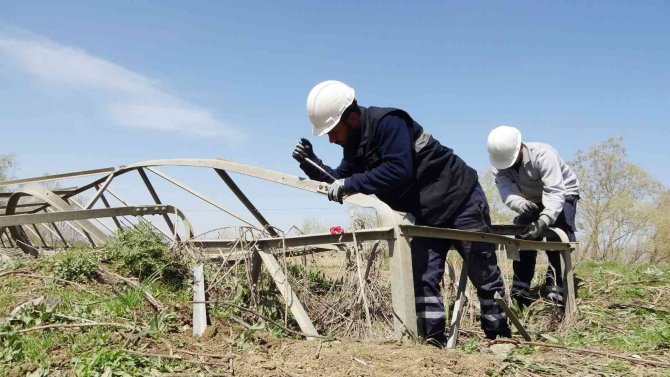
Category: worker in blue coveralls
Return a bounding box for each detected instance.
[487,126,579,307]
[292,80,511,346]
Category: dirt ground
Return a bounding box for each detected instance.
[140,322,668,377]
[2,247,669,376]
[151,330,503,376]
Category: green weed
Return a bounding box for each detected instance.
[460,339,479,354]
[102,224,187,286]
[53,248,99,282]
[71,347,174,376]
[0,302,57,364]
[146,310,178,338]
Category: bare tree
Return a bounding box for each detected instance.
[649,190,670,263]
[0,154,17,209]
[0,154,17,185]
[571,137,663,262]
[478,169,516,224]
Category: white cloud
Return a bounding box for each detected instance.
[108,102,228,137]
[0,34,241,139]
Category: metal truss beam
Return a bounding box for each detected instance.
[191,227,394,250]
[0,167,115,187]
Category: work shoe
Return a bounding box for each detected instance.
[425,336,448,349]
[484,327,512,340]
[547,286,565,307]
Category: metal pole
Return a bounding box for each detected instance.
[214,168,279,283]
[96,185,123,230]
[85,173,115,209]
[104,189,172,239]
[146,167,260,230]
[30,224,49,248]
[137,168,180,242]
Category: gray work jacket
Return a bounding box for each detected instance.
[492,142,579,225]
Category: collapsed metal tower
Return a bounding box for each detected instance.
[0,158,577,346]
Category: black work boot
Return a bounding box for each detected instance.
[484,327,512,340]
[425,333,448,349]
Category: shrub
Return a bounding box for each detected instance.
[102,224,187,286]
[54,249,99,283]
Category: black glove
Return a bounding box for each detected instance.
[517,200,540,215]
[292,138,317,164]
[519,219,548,240]
[327,179,346,204]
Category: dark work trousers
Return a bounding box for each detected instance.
[511,195,578,303]
[411,182,509,340]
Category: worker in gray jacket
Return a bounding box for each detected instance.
[487,126,579,306]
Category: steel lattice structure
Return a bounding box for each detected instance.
[0,158,577,346]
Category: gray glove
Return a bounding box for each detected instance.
[292,138,317,164]
[327,179,346,204]
[517,200,540,215]
[519,219,548,240]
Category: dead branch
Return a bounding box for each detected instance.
[193,299,336,341]
[362,241,380,282]
[349,222,372,335]
[0,268,29,278]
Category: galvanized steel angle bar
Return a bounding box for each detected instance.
[85,172,116,209]
[0,205,192,232]
[37,221,69,248]
[137,168,179,242]
[399,224,573,251]
[0,167,115,188]
[68,197,115,234]
[190,227,395,250]
[102,188,173,239]
[95,184,122,230]
[145,166,260,230]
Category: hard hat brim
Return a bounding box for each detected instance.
[314,121,339,136]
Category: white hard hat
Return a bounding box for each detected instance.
[306,80,356,136]
[487,126,522,169]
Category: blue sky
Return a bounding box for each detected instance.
[1,1,668,232]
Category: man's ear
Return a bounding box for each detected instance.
[347,111,360,128]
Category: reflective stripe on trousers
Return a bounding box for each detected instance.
[411,183,509,337]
